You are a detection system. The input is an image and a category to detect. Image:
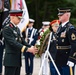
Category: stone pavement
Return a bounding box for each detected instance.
[2,57,76,75]
[21,57,41,75]
[2,57,43,75]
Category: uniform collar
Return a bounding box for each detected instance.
[61,21,69,27]
[28,27,33,30]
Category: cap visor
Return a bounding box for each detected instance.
[58,13,64,16]
[17,16,23,19]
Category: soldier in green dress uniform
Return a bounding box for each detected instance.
[2,10,38,75]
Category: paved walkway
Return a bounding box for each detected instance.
[2,57,42,75]
[2,57,76,75]
[21,57,41,75]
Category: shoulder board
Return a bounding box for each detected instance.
[67,23,75,29]
[6,24,9,27]
[3,24,9,29]
[69,25,74,29]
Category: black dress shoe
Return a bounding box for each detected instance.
[29,73,32,75]
[0,73,2,75]
[25,73,29,75]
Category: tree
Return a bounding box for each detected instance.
[26,0,75,29]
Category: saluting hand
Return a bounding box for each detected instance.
[27,46,38,54]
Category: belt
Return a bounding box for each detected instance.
[56,45,71,49]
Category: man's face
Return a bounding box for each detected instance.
[58,13,67,22]
[28,22,34,27]
[11,16,21,25]
[44,25,50,29]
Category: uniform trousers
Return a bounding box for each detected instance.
[4,66,21,75]
[49,62,74,75]
[0,45,4,73]
[24,52,34,74]
[74,65,76,75]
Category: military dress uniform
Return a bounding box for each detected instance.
[2,15,31,75]
[39,21,50,75]
[55,22,76,75]
[48,20,60,75]
[24,19,38,75]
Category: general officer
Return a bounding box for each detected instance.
[2,10,38,75]
[24,19,38,75]
[55,8,76,75]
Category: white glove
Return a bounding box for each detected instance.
[67,61,74,67]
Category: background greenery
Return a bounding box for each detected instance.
[25,0,76,29]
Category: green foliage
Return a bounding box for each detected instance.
[70,18,76,27]
[25,0,76,29]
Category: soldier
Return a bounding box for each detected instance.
[2,10,38,75]
[49,20,60,75]
[55,7,76,75]
[39,21,50,75]
[24,19,38,75]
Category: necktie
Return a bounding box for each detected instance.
[57,25,62,33]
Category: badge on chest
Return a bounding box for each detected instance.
[13,30,17,35]
[60,31,66,38]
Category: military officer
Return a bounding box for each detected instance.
[55,8,76,75]
[24,19,38,75]
[2,10,38,75]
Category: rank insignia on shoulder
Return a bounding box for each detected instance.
[69,26,74,29]
[71,33,76,40]
[6,24,9,27]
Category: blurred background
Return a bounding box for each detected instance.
[25,0,76,29]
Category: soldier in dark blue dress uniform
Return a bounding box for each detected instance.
[54,8,76,75]
[49,20,60,75]
[24,19,38,75]
[2,10,38,75]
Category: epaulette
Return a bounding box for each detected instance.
[6,24,9,27]
[67,23,75,30]
[3,24,9,29]
[65,23,75,32]
[69,25,74,29]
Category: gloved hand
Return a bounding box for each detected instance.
[67,61,74,67]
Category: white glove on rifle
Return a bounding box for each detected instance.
[67,61,74,67]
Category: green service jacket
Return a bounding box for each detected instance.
[3,22,31,67]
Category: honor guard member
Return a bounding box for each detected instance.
[49,20,60,75]
[2,10,38,75]
[55,7,76,75]
[24,19,38,75]
[39,21,50,75]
